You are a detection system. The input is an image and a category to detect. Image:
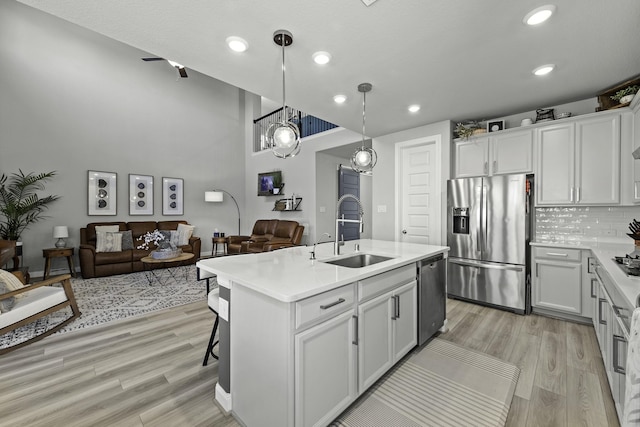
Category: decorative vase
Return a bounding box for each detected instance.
[620,94,635,104]
[151,248,182,259]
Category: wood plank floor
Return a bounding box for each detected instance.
[0,298,618,426]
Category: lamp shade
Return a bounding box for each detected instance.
[205,191,224,202]
[53,226,69,239]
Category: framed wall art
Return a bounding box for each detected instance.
[129,174,153,215]
[162,177,183,215]
[88,170,117,215]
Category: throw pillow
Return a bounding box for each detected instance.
[176,223,195,246]
[96,231,123,253]
[119,230,134,250]
[0,269,27,312]
[0,281,16,313]
[95,225,120,234]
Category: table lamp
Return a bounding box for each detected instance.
[53,226,69,248]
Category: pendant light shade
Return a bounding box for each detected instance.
[266,29,301,159]
[351,83,377,174]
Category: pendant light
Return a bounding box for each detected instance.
[265,29,301,159]
[351,83,377,174]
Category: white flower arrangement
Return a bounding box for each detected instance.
[137,229,167,250]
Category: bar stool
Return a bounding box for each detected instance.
[203,287,220,366]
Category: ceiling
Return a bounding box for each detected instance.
[18,0,640,138]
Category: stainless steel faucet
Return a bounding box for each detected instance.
[310,232,332,260]
[334,194,364,255]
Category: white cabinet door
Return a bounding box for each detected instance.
[536,123,575,205]
[533,259,582,314]
[490,130,534,175]
[575,115,620,204]
[295,310,357,427]
[358,292,393,392]
[392,281,417,361]
[454,138,489,177]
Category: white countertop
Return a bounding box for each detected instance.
[532,240,640,310]
[197,239,449,302]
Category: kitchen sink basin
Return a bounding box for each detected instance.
[322,253,394,268]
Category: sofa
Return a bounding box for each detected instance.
[79,221,201,278]
[227,220,304,254]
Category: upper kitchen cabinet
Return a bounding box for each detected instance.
[536,112,621,206]
[454,129,533,178]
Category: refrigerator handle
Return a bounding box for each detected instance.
[482,185,488,252]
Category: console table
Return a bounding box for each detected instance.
[42,247,76,279]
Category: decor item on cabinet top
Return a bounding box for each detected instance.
[535,108,555,122]
[611,85,639,105]
[487,120,504,133]
[454,120,485,139]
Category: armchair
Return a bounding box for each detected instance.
[227,219,278,254]
[0,271,80,355]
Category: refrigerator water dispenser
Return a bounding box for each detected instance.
[452,208,469,234]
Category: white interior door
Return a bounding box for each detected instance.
[397,138,440,245]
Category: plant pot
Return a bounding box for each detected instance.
[620,94,635,104]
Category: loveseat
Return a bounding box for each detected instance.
[227,219,304,254]
[79,221,201,278]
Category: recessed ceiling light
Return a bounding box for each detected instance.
[523,5,556,25]
[533,64,555,76]
[312,51,332,65]
[408,104,421,113]
[333,94,347,104]
[226,36,248,52]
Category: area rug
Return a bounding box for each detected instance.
[331,338,520,427]
[1,266,208,350]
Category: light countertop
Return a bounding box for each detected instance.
[532,240,640,311]
[197,239,449,302]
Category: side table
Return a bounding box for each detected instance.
[42,247,76,279]
[212,237,228,256]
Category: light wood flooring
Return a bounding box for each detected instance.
[0,298,618,426]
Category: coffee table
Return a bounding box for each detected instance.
[140,252,195,285]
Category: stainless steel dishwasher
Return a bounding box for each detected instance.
[417,253,447,346]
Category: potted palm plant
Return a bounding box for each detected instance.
[0,170,60,242]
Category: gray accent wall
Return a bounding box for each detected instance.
[0,2,246,272]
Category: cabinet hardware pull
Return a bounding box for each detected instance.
[576,187,581,203]
[598,298,607,325]
[391,296,398,320]
[587,257,595,274]
[570,187,574,202]
[613,334,627,375]
[590,279,597,299]
[396,295,401,319]
[352,315,358,345]
[484,162,488,174]
[320,298,345,310]
[493,160,497,172]
[546,252,568,257]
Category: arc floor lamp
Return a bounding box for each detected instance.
[205,189,240,235]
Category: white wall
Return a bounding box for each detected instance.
[372,120,453,244]
[0,2,246,271]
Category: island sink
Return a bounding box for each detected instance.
[322,253,394,268]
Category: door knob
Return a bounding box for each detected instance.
[402,229,407,234]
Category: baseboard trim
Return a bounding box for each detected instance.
[215,382,232,413]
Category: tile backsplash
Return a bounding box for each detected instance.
[535,206,640,244]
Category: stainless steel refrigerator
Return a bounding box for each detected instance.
[447,173,533,314]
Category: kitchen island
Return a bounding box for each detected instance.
[197,239,449,427]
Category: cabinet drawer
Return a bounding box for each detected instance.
[533,246,582,262]
[296,283,355,331]
[358,264,416,302]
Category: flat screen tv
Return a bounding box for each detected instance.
[257,171,283,196]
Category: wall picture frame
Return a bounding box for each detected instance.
[88,170,117,215]
[129,174,153,215]
[487,120,505,133]
[162,177,183,215]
